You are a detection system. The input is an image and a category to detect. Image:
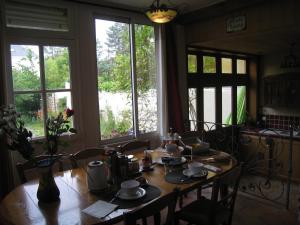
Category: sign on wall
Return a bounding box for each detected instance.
[226,15,246,33]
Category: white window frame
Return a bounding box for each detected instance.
[94,14,160,145]
[5,38,78,139]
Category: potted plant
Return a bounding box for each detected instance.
[0,105,76,202]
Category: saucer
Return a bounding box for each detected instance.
[156,157,187,166]
[118,187,146,200]
[182,168,208,178]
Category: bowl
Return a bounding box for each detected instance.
[188,162,204,174]
[120,180,140,196]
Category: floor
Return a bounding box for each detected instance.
[177,187,299,225]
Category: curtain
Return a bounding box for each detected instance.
[0,5,13,199]
[165,23,184,133]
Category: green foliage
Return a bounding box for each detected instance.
[237,86,246,124]
[203,56,216,73]
[44,47,70,89]
[116,109,132,134]
[100,105,132,139]
[97,23,156,94]
[57,97,67,112]
[188,55,197,73]
[12,49,41,116]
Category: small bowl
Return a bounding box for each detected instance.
[188,162,204,174]
[121,180,140,196]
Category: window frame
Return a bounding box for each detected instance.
[5,38,78,139]
[94,16,159,144]
[186,48,250,129]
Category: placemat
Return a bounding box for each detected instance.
[165,170,206,184]
[111,185,161,209]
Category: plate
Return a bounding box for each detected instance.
[118,187,146,200]
[156,157,187,166]
[182,168,208,178]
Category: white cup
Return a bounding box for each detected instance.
[121,180,140,196]
[188,162,204,175]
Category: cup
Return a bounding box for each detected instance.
[188,162,204,175]
[120,180,140,196]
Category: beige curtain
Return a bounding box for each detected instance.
[0,2,14,199]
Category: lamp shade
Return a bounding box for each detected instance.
[145,1,177,24]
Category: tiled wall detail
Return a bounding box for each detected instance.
[262,115,300,130]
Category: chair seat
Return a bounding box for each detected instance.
[176,196,231,225]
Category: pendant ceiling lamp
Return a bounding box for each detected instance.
[145,0,177,24]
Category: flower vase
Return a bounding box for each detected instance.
[36,159,60,203]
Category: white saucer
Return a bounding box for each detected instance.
[156,156,187,166]
[118,187,146,200]
[182,168,208,178]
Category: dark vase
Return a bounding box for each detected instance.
[36,158,60,203]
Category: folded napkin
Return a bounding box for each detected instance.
[82,200,118,219]
[203,164,222,173]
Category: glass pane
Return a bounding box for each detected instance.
[135,24,157,134]
[203,87,215,130]
[46,91,73,127]
[203,56,216,73]
[188,88,197,131]
[222,86,232,125]
[237,59,246,74]
[14,93,44,137]
[95,19,133,140]
[44,46,71,90]
[10,45,40,91]
[188,54,197,73]
[237,86,246,124]
[221,58,232,74]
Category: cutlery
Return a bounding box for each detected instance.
[109,190,120,203]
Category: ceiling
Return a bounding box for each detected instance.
[74,0,226,14]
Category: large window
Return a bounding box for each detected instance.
[10,44,72,137]
[95,18,157,141]
[187,49,249,129]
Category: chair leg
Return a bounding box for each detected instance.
[174,215,179,225]
[179,195,183,208]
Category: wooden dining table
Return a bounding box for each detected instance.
[0,148,237,225]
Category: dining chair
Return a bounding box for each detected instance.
[124,188,179,225]
[16,154,64,184]
[174,163,243,225]
[69,148,104,169]
[119,140,150,153]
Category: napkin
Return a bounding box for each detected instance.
[203,164,222,172]
[82,200,118,219]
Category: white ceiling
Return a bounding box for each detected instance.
[77,0,226,14]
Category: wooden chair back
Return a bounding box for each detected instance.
[209,163,243,224]
[16,155,63,184]
[124,189,179,225]
[119,140,150,153]
[70,148,104,169]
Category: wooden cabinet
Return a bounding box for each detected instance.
[264,73,300,108]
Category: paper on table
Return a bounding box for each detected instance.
[82,200,118,219]
[203,164,222,172]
